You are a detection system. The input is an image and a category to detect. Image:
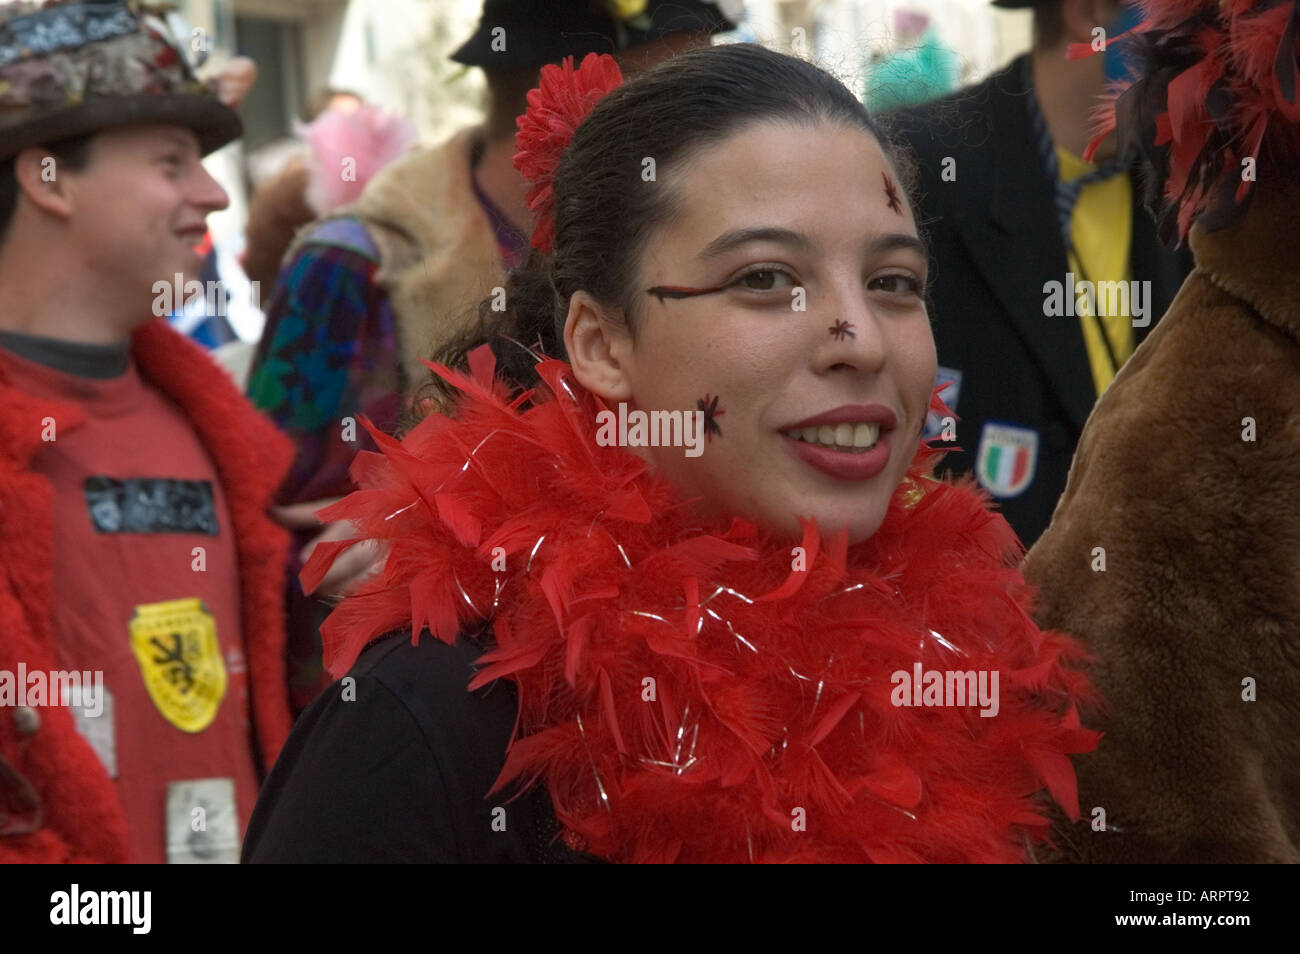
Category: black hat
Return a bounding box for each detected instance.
[450,0,739,70]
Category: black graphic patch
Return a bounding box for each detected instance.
[84,478,218,535]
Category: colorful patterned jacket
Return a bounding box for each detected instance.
[246,126,525,711]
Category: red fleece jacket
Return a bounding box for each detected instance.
[0,319,293,863]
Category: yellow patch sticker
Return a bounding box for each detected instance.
[128,598,226,733]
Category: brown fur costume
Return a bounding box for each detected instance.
[1023,181,1300,862]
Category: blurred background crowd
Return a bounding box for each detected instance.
[184,0,1026,364]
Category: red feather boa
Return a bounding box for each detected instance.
[306,349,1099,863]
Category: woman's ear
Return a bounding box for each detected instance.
[564,289,635,401]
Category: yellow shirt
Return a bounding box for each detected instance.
[1056,146,1135,395]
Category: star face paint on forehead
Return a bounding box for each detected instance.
[882,171,903,215]
[829,319,855,341]
[697,393,724,441]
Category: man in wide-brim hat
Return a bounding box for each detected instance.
[0,0,294,863]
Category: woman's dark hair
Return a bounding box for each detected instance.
[0,133,97,245]
[419,43,920,416]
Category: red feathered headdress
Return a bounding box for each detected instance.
[1077,0,1300,244]
[513,52,625,253]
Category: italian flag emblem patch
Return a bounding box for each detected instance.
[975,421,1038,498]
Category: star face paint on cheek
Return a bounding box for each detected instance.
[829,319,855,341]
[882,171,903,215]
[697,393,725,441]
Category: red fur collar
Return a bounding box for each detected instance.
[0,320,292,861]
[311,350,1098,863]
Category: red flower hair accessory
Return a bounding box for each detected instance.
[513,52,625,253]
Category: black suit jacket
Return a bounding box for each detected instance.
[888,55,1192,546]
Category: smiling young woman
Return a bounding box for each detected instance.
[243,44,1098,864]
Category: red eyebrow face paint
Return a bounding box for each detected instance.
[829,320,855,341]
[646,284,729,300]
[883,171,903,215]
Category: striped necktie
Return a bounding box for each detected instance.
[1022,57,1132,253]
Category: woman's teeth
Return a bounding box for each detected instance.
[785,422,881,451]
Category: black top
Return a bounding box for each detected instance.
[887,55,1192,546]
[242,631,595,863]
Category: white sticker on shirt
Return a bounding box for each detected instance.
[166,777,239,864]
[63,681,116,779]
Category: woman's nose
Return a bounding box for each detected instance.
[810,279,888,374]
